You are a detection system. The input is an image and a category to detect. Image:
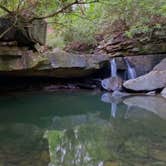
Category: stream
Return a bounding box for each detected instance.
[0,91,166,166]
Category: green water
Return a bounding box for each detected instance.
[0,91,166,166]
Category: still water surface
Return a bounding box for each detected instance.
[0,91,166,166]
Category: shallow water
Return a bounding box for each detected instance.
[0,91,166,166]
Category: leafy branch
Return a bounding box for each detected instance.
[0,5,12,14]
[30,0,99,21]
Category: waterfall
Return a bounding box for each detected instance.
[111,102,117,118]
[110,58,117,77]
[124,58,136,79]
[49,56,57,68]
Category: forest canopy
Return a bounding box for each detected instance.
[0,0,166,47]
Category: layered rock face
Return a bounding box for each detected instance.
[0,17,166,82]
[0,48,109,78]
[97,26,166,57]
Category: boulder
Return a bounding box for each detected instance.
[123,70,166,91]
[101,76,122,91]
[123,58,166,91]
[153,58,166,71]
[161,87,166,98]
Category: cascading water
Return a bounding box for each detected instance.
[101,58,118,90]
[49,56,57,68]
[110,58,117,77]
[101,93,117,118]
[111,102,117,118]
[124,58,136,80]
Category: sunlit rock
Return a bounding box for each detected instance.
[123,58,166,91]
[153,58,166,71]
[123,70,166,91]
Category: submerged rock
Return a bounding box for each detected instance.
[123,96,166,120]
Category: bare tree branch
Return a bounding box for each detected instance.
[0,16,17,39]
[30,0,99,21]
[0,5,12,14]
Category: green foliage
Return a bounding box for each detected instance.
[48,0,166,47]
[0,0,166,47]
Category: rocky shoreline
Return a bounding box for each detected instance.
[0,18,166,98]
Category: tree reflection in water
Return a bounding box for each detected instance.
[45,98,166,166]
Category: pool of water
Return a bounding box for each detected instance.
[0,91,166,166]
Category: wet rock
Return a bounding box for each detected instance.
[101,77,122,91]
[123,96,166,120]
[123,70,166,91]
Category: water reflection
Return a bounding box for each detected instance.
[0,92,165,166]
[123,95,166,120]
[0,123,50,166]
[101,92,122,118]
